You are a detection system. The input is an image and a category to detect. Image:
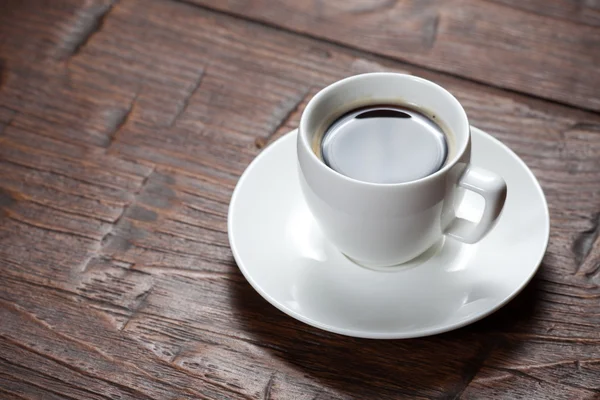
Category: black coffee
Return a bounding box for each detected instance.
[318,105,449,184]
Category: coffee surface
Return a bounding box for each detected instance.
[319,105,448,184]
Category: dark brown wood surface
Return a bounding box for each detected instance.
[0,0,599,399]
[188,0,600,112]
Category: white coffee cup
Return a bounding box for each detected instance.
[297,73,507,267]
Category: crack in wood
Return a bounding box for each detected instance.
[119,313,137,332]
[165,215,228,235]
[88,304,131,319]
[104,167,155,232]
[183,201,227,218]
[573,212,600,273]
[104,93,138,149]
[583,263,600,281]
[134,286,152,305]
[538,287,600,300]
[69,168,159,333]
[65,1,118,59]
[167,69,205,127]
[3,211,98,241]
[80,168,156,272]
[263,373,275,400]
[424,14,441,50]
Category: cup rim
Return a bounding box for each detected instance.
[298,73,470,187]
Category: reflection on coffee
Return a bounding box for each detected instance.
[317,105,450,184]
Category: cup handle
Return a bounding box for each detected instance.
[445,165,507,244]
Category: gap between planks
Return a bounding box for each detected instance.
[166,0,600,116]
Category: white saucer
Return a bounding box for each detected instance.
[228,127,549,339]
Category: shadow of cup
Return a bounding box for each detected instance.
[229,266,541,398]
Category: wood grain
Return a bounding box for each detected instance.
[188,0,600,112]
[0,0,599,399]
[488,0,600,27]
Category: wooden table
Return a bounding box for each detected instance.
[1,1,599,399]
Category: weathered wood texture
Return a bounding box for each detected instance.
[189,0,600,113]
[489,0,600,26]
[0,0,599,399]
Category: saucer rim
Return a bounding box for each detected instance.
[228,127,550,339]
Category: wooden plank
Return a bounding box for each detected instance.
[188,0,600,112]
[0,283,223,400]
[0,0,599,399]
[488,0,600,27]
[0,0,115,62]
[462,337,600,399]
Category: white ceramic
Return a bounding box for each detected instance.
[228,128,549,339]
[298,73,507,266]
